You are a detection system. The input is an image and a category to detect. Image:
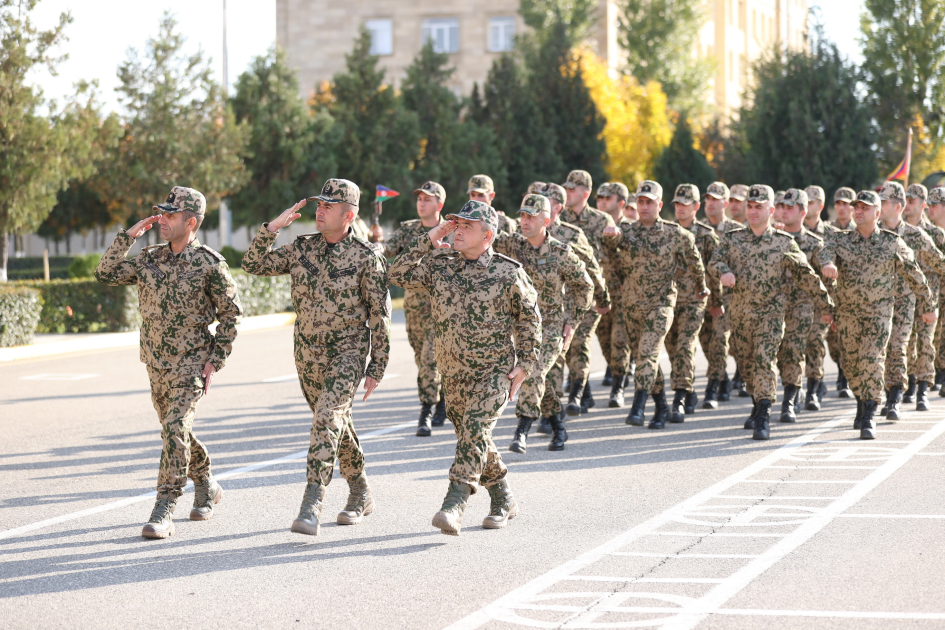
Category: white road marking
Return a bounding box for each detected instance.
[0,421,415,541]
[261,373,399,383]
[19,373,99,381]
[836,513,945,519]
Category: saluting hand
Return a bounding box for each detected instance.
[428,220,456,249]
[127,215,160,239]
[267,199,306,233]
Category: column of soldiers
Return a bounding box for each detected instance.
[101,172,945,540]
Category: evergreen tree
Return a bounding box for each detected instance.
[653,116,715,210]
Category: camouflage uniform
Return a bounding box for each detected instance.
[351,215,372,241]
[242,180,391,488]
[928,187,945,374]
[825,188,858,375]
[594,182,632,377]
[94,187,242,501]
[699,213,743,382]
[388,201,541,492]
[468,174,516,234]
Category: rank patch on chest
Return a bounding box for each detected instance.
[329,266,358,279]
[297,254,320,276]
[143,260,166,280]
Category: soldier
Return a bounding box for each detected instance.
[803,186,828,236]
[560,169,616,413]
[372,181,449,436]
[95,187,242,539]
[603,180,710,430]
[526,181,546,195]
[468,174,517,234]
[493,194,593,453]
[595,182,631,391]
[388,200,541,536]
[927,187,945,394]
[820,190,934,439]
[666,184,722,422]
[624,194,639,222]
[351,214,373,241]
[700,182,743,407]
[242,179,391,536]
[709,185,833,441]
[828,187,857,397]
[728,184,749,224]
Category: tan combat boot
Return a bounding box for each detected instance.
[337,473,375,525]
[142,496,177,539]
[431,481,472,536]
[291,482,327,536]
[190,476,224,521]
[482,479,518,529]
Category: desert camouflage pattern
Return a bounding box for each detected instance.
[672,184,700,205]
[154,186,207,215]
[596,214,631,373]
[414,180,446,202]
[906,183,928,201]
[783,188,809,207]
[908,220,945,381]
[520,193,550,215]
[311,178,360,206]
[805,185,826,203]
[526,181,547,195]
[929,187,945,205]
[448,199,500,233]
[467,174,495,194]
[540,183,567,205]
[879,181,906,202]
[749,184,776,204]
[834,187,857,203]
[563,169,592,190]
[700,216,743,379]
[707,181,731,200]
[730,184,749,201]
[560,202,616,262]
[776,228,826,387]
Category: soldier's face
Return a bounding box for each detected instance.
[316,200,354,234]
[729,198,747,220]
[879,198,903,224]
[928,203,945,225]
[746,201,773,228]
[452,218,490,254]
[469,190,495,205]
[780,204,806,231]
[548,198,562,222]
[157,211,194,242]
[704,196,727,221]
[904,197,926,221]
[808,200,824,219]
[636,196,661,224]
[834,200,853,223]
[565,186,589,209]
[674,201,698,223]
[623,204,638,222]
[519,212,550,238]
[416,193,442,219]
[854,201,879,227]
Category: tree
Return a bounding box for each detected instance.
[228,48,339,228]
[861,0,945,177]
[617,0,714,116]
[653,116,715,208]
[37,180,111,254]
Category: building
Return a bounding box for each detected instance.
[277,0,808,119]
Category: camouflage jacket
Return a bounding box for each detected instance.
[886,220,945,303]
[599,215,629,304]
[676,220,722,308]
[547,219,609,308]
[381,219,446,317]
[706,217,743,237]
[817,227,932,318]
[709,226,833,316]
[496,211,518,235]
[493,232,593,328]
[830,220,854,232]
[241,225,391,380]
[560,202,616,262]
[95,233,242,372]
[351,215,372,241]
[919,219,945,254]
[603,218,708,309]
[783,227,831,309]
[388,235,541,380]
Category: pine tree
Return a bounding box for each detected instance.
[653,116,716,209]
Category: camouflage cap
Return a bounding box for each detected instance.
[879,181,906,202]
[154,186,207,215]
[774,190,787,205]
[929,187,945,205]
[596,183,612,197]
[446,199,499,233]
[706,181,730,200]
[748,184,775,204]
[563,169,592,190]
[783,188,809,207]
[526,181,546,195]
[730,184,749,201]
[855,190,881,207]
[519,193,550,216]
[309,178,360,205]
[906,183,928,201]
[834,187,856,203]
[467,174,495,194]
[804,185,825,202]
[636,180,663,201]
[413,181,446,203]
[540,183,567,205]
[626,193,638,208]
[609,182,630,201]
[672,183,700,204]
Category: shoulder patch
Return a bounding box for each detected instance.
[558,221,581,235]
[400,219,421,228]
[141,244,164,252]
[694,220,713,232]
[350,234,381,254]
[198,245,226,262]
[805,231,824,243]
[880,228,899,238]
[774,229,794,238]
[549,239,569,253]
[295,232,320,242]
[725,227,747,236]
[494,252,523,268]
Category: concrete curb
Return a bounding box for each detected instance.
[0,312,297,363]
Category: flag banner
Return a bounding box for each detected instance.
[886,128,913,183]
[376,185,400,202]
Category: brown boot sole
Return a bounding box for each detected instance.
[482,502,519,530]
[432,511,461,536]
[141,522,174,539]
[337,499,375,525]
[190,485,224,521]
[291,517,320,536]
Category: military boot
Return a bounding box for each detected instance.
[432,481,472,536]
[886,385,904,421]
[718,372,732,402]
[624,373,632,388]
[337,473,375,525]
[416,403,434,437]
[649,391,669,429]
[431,395,447,426]
[291,482,327,536]
[565,379,584,417]
[625,389,648,426]
[482,479,518,529]
[581,380,595,412]
[670,389,686,423]
[536,416,552,434]
[752,399,772,440]
[548,413,568,451]
[837,369,853,398]
[684,390,698,414]
[903,375,917,403]
[602,366,613,387]
[142,496,177,539]
[780,385,798,423]
[853,397,864,430]
[860,400,878,440]
[805,378,822,411]
[509,416,535,454]
[703,379,720,409]
[608,374,625,408]
[934,369,945,392]
[190,476,223,521]
[744,398,759,429]
[916,380,931,411]
[880,390,889,416]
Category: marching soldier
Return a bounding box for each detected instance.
[927,187,945,394]
[595,182,632,393]
[95,187,242,539]
[468,174,517,234]
[803,186,829,236]
[728,184,749,225]
[624,194,639,222]
[389,200,541,536]
[242,179,391,536]
[828,187,857,397]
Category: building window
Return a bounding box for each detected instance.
[422,18,459,54]
[366,19,393,56]
[488,16,516,52]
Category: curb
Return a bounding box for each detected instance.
[0,312,297,363]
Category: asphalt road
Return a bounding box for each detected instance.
[2,316,945,629]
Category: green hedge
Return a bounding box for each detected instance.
[231,270,292,317]
[0,285,43,347]
[14,280,141,333]
[6,256,74,280]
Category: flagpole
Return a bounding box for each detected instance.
[905,127,913,188]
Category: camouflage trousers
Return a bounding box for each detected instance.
[146,365,211,499]
[665,301,706,392]
[517,321,564,419]
[729,306,785,402]
[838,310,893,404]
[297,333,367,487]
[621,304,673,394]
[597,302,631,373]
[805,314,830,381]
[776,301,814,388]
[443,371,510,494]
[567,308,601,383]
[406,305,440,405]
[935,297,945,370]
[907,301,938,383]
[884,296,916,390]
[698,295,731,380]
[826,325,843,368]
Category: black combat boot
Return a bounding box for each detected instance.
[602,366,613,387]
[916,380,931,411]
[805,377,822,411]
[837,369,853,398]
[903,375,917,403]
[548,413,568,451]
[581,380,595,412]
[670,389,686,423]
[536,416,552,434]
[731,369,744,398]
[509,416,535,454]
[565,379,584,417]
[744,398,759,429]
[625,390,648,426]
[703,379,720,409]
[780,385,798,423]
[934,369,945,392]
[886,385,903,421]
[860,400,878,440]
[880,390,889,416]
[649,391,669,429]
[684,390,698,414]
[718,372,732,402]
[416,403,434,437]
[609,374,625,408]
[853,397,864,430]
[752,399,772,440]
[432,395,447,426]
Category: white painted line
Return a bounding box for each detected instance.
[766,465,880,470]
[19,373,99,381]
[569,576,726,584]
[713,495,841,500]
[609,552,760,559]
[650,532,788,537]
[0,421,415,541]
[836,513,945,519]
[916,452,945,455]
[737,479,858,484]
[486,605,945,621]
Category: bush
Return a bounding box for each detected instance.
[15,280,141,333]
[231,270,292,317]
[6,255,74,280]
[220,246,244,269]
[0,285,44,347]
[68,254,103,278]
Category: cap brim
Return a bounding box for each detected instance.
[307,195,344,204]
[705,192,725,200]
[729,195,746,201]
[518,208,541,215]
[445,213,480,222]
[561,182,578,189]
[466,188,491,194]
[671,197,694,204]
[637,192,660,200]
[153,204,182,213]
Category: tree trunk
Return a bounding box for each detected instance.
[0,230,8,282]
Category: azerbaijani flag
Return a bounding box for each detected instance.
[376,185,400,202]
[886,128,913,183]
